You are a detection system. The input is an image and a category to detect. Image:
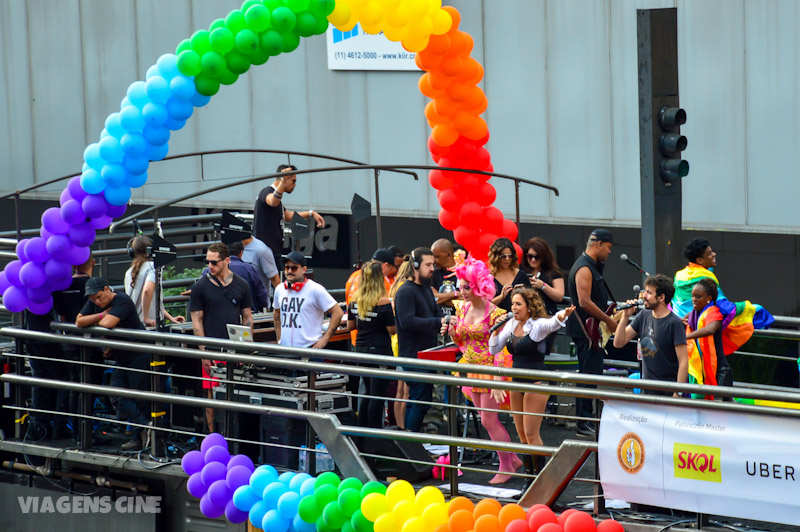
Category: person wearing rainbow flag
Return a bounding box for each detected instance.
[671,238,723,318]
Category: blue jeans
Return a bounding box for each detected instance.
[110,354,151,436]
[404,376,433,432]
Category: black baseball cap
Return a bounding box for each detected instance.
[590,229,614,244]
[85,277,109,296]
[372,248,394,264]
[285,251,307,266]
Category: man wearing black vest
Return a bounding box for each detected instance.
[566,229,617,437]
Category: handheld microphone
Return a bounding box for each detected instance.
[489,313,513,333]
[617,299,643,310]
[620,254,650,276]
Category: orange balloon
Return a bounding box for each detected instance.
[439,56,463,76]
[433,524,451,532]
[462,33,475,55]
[448,32,469,56]
[498,504,526,530]
[474,514,501,532]
[463,117,488,141]
[448,509,474,532]
[431,123,459,146]
[433,97,459,117]
[428,34,451,55]
[446,81,471,102]
[447,497,474,516]
[428,69,454,91]
[451,110,476,134]
[419,74,444,99]
[473,499,501,520]
[415,51,442,71]
[455,57,479,82]
[442,6,461,30]
[463,87,487,113]
[425,101,445,127]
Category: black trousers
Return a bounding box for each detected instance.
[27,342,69,432]
[572,336,604,419]
[355,345,393,429]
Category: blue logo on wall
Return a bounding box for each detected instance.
[332,24,360,43]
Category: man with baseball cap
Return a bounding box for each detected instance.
[566,229,618,438]
[273,251,343,348]
[76,277,149,451]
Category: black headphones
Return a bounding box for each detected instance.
[127,238,136,259]
[411,249,419,270]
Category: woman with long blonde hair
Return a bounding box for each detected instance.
[124,235,184,327]
[489,238,531,312]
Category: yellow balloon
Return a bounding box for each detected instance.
[382,24,408,42]
[415,486,445,511]
[428,0,443,9]
[429,9,452,35]
[391,500,418,525]
[349,0,369,10]
[407,0,429,18]
[374,513,399,532]
[338,14,359,33]
[380,0,402,10]
[422,503,449,527]
[361,493,391,522]
[361,21,384,34]
[328,3,352,26]
[385,480,415,508]
[385,6,410,28]
[402,33,429,53]
[402,516,427,532]
[361,0,384,26]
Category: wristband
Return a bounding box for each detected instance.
[309,209,314,217]
[273,190,283,199]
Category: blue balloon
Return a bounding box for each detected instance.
[99,129,109,138]
[166,97,193,121]
[262,481,286,508]
[104,184,131,206]
[98,136,123,163]
[121,132,147,157]
[293,514,316,532]
[248,500,269,528]
[277,471,295,487]
[122,154,149,175]
[83,143,105,171]
[105,113,125,137]
[147,142,169,162]
[191,91,211,107]
[80,168,105,194]
[169,75,196,101]
[146,75,171,103]
[120,105,145,132]
[127,81,149,108]
[262,509,290,532]
[163,116,187,131]
[145,64,160,80]
[143,124,170,146]
[232,485,260,512]
[157,53,179,80]
[127,171,148,189]
[101,162,126,185]
[250,465,279,496]
[289,472,312,492]
[299,477,316,497]
[277,491,300,520]
[142,102,167,126]
[120,96,131,109]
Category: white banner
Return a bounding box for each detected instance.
[599,400,800,526]
[326,24,420,71]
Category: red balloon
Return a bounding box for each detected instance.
[513,242,523,259]
[458,202,482,228]
[529,508,558,531]
[476,182,496,207]
[438,208,460,231]
[453,225,478,249]
[478,232,498,251]
[428,136,451,157]
[564,511,596,532]
[429,169,455,190]
[596,520,624,532]
[505,519,531,532]
[483,206,504,234]
[557,510,578,527]
[538,524,564,532]
[438,188,461,212]
[503,219,519,241]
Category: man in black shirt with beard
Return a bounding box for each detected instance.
[394,247,446,432]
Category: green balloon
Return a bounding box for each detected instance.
[194,75,220,97]
[337,489,362,517]
[225,9,247,34]
[218,68,239,86]
[360,481,386,498]
[260,29,284,56]
[338,478,364,494]
[176,38,192,55]
[245,4,271,32]
[190,29,212,55]
[342,521,357,532]
[210,27,235,54]
[297,495,321,523]
[209,18,226,31]
[250,48,270,66]
[285,0,310,12]
[323,501,347,529]
[316,515,337,532]
[315,472,341,489]
[176,50,202,77]
[225,50,251,74]
[310,0,336,17]
[235,29,259,54]
[294,11,318,38]
[241,0,261,12]
[314,484,339,509]
[271,6,297,32]
[313,11,329,35]
[282,31,301,53]
[200,51,226,78]
[263,0,284,10]
[352,510,375,532]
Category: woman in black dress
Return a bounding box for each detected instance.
[521,237,565,354]
[489,238,530,312]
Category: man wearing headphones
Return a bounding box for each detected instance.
[273,251,344,349]
[394,247,445,432]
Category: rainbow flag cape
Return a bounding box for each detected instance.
[686,305,723,390]
[672,263,724,317]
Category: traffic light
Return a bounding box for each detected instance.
[657,106,688,183]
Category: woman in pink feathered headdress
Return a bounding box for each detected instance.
[441,251,522,484]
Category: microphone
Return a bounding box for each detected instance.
[620,254,650,276]
[617,299,643,310]
[633,284,641,293]
[489,313,513,334]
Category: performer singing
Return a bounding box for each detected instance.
[489,288,574,491]
[442,252,521,485]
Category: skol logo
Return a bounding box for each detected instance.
[616,432,645,474]
[673,443,722,483]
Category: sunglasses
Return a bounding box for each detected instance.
[206,259,223,265]
[499,253,514,260]
[284,264,301,272]
[527,253,539,260]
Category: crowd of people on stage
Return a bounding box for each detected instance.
[20,162,775,479]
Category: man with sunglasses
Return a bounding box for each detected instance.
[189,243,254,432]
[273,251,343,349]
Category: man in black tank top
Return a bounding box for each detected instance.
[566,229,616,437]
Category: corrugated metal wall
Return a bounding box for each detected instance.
[1,0,798,233]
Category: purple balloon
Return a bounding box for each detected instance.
[15,239,29,262]
[27,285,52,303]
[201,432,227,453]
[48,274,73,291]
[61,200,86,225]
[187,472,208,498]
[207,479,232,507]
[204,445,230,466]
[225,499,249,524]
[3,285,29,313]
[59,188,73,206]
[5,261,23,287]
[199,494,225,519]
[227,454,255,472]
[42,207,71,235]
[25,237,49,263]
[66,245,90,266]
[89,215,113,230]
[200,461,227,487]
[67,176,89,202]
[105,202,128,218]
[226,465,252,491]
[0,272,10,293]
[46,234,72,260]
[81,194,108,219]
[28,296,53,316]
[181,450,205,476]
[19,262,47,289]
[44,258,72,281]
[68,222,95,248]
[40,227,54,241]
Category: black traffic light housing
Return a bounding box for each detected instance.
[658,106,689,183]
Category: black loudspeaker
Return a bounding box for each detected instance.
[362,437,434,482]
[260,415,307,469]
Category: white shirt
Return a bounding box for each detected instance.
[243,237,279,303]
[124,261,158,323]
[272,279,337,348]
[488,314,566,355]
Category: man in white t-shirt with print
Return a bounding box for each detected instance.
[272,251,344,348]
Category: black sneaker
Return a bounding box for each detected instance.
[121,437,143,451]
[576,421,597,438]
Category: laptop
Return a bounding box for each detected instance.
[227,324,253,343]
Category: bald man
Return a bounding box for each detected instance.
[431,239,458,306]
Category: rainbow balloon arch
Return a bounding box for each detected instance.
[0,0,525,316]
[184,433,623,532]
